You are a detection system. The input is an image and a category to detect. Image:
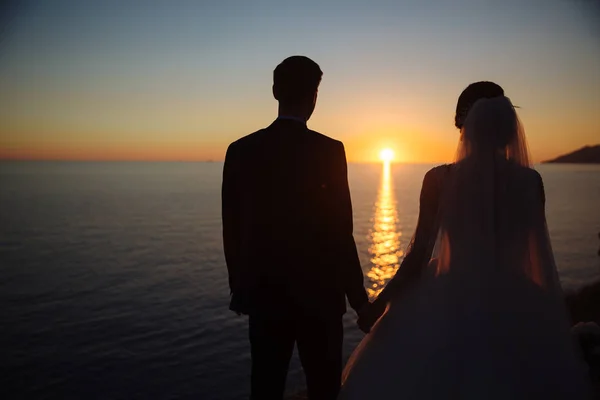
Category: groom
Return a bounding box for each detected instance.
[222,56,369,399]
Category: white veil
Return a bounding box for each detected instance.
[432,96,561,291]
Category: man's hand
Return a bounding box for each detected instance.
[355,302,371,333]
[357,300,387,334]
[229,291,247,316]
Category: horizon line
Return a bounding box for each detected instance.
[0,158,446,165]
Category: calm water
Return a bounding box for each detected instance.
[1,161,599,399]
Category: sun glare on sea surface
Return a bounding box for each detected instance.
[379,148,395,162]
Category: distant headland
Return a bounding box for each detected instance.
[543,145,600,164]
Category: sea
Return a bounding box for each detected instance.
[1,161,599,399]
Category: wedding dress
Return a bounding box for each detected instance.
[339,97,591,399]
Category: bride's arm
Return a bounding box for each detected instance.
[526,170,563,291]
[375,167,441,303]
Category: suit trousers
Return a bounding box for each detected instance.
[248,312,343,400]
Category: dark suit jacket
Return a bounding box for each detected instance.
[222,119,368,318]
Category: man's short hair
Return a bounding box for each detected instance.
[273,56,322,105]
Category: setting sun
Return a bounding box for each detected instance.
[379,148,395,162]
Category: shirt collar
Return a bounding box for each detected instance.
[276,115,307,125]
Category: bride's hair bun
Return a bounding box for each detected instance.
[455,81,504,129]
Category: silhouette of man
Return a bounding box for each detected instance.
[222,56,369,399]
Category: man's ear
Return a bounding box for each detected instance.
[272,84,279,100]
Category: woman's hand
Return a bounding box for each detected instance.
[357,299,387,333]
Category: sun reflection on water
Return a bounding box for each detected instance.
[366,161,402,298]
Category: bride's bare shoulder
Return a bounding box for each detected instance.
[425,163,452,177]
[510,165,545,203]
[512,165,543,184]
[421,164,452,193]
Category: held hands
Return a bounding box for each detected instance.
[357,300,387,334]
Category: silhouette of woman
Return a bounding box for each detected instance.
[339,82,592,399]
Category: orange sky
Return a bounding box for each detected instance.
[1,115,597,164]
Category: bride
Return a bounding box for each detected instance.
[339,82,592,399]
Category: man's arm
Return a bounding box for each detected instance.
[333,142,369,312]
[222,143,240,295]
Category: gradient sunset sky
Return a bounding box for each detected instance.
[0,0,598,163]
